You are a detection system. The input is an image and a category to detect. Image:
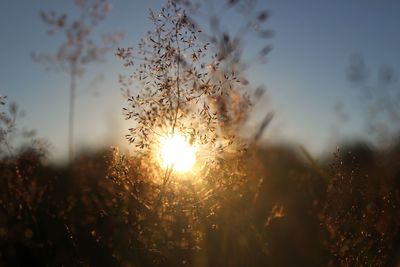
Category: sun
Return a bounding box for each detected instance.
[158,133,197,173]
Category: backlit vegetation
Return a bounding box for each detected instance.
[1,1,400,266]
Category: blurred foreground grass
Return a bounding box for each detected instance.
[1,141,399,266]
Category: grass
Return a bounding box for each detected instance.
[0,141,399,266]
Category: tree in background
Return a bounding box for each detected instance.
[33,0,123,161]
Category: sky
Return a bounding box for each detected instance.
[1,0,400,161]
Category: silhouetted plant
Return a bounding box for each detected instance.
[33,0,123,161]
[112,0,275,265]
[118,0,272,178]
[0,95,16,157]
[0,96,47,159]
[346,54,400,146]
[0,97,53,266]
[119,3,237,160]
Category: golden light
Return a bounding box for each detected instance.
[158,133,197,173]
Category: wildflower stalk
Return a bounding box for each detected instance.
[34,0,122,162]
[68,62,77,161]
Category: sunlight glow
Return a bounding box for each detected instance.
[158,133,197,173]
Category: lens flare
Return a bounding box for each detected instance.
[158,133,197,173]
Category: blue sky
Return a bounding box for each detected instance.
[1,0,400,161]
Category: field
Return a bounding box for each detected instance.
[1,0,400,266]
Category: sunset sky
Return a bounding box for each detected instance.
[1,0,400,161]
